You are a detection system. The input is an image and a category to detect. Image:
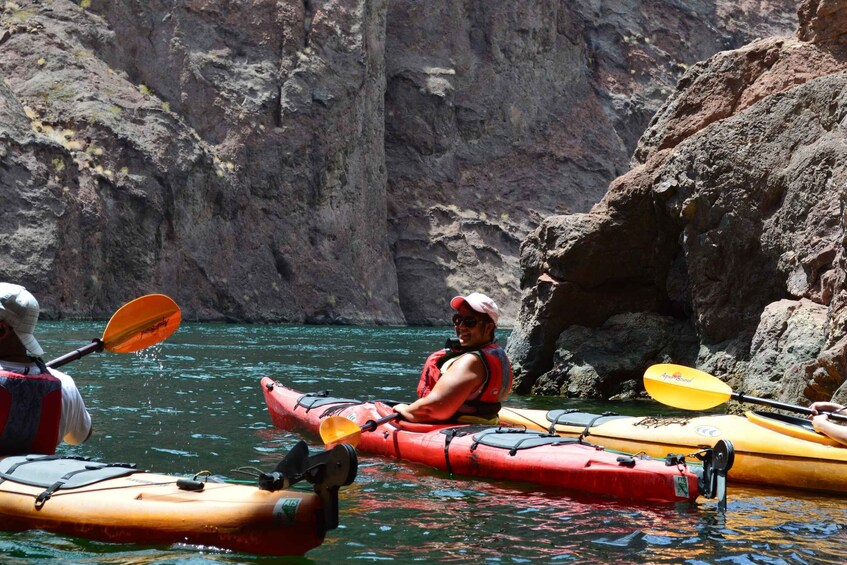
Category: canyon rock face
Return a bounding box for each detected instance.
[0,1,796,328]
[383,0,798,324]
[507,0,847,407]
[1,0,400,323]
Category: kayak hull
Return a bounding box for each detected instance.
[261,378,711,504]
[0,475,320,554]
[498,406,847,494]
[0,443,358,556]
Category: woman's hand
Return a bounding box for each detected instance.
[809,401,845,416]
[812,413,830,433]
[393,403,414,421]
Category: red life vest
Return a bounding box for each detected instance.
[416,342,513,420]
[0,370,62,455]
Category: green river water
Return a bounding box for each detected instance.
[1,321,844,564]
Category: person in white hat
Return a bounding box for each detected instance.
[0,283,92,454]
[393,292,513,423]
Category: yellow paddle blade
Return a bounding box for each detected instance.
[319,416,363,448]
[102,294,182,353]
[643,363,732,410]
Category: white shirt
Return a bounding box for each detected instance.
[0,360,92,445]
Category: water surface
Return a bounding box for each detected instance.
[2,322,844,563]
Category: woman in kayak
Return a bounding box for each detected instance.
[810,401,847,446]
[0,283,92,454]
[393,293,513,424]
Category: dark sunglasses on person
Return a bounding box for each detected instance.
[452,314,484,328]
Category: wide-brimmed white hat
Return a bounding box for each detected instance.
[450,292,499,325]
[0,283,44,357]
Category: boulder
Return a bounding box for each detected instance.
[508,0,847,404]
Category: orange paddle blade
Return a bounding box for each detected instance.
[643,363,732,410]
[102,294,181,353]
[319,416,363,448]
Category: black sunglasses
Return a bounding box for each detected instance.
[452,314,484,328]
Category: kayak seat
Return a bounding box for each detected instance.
[0,454,140,509]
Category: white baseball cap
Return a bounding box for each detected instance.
[450,292,499,325]
[0,283,45,357]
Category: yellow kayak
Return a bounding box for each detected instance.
[499,407,847,494]
[0,441,357,555]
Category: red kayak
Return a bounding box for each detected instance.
[261,378,733,504]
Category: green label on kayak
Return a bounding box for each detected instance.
[673,476,689,498]
[273,498,301,523]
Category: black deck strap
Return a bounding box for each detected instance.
[0,456,139,504]
[469,428,586,456]
[0,455,81,485]
[0,455,91,488]
[546,408,579,434]
[544,410,628,435]
[579,412,625,442]
[442,428,459,477]
[435,426,492,477]
[295,391,362,416]
[30,461,138,510]
[34,466,91,509]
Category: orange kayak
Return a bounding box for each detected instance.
[499,406,847,494]
[0,442,357,555]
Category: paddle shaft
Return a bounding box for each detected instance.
[733,391,847,423]
[361,412,400,432]
[47,340,104,369]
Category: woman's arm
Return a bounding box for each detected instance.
[812,414,847,446]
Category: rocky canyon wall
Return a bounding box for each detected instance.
[507,0,847,407]
[0,0,797,336]
[0,0,401,323]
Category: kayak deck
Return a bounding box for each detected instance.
[499,406,847,494]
